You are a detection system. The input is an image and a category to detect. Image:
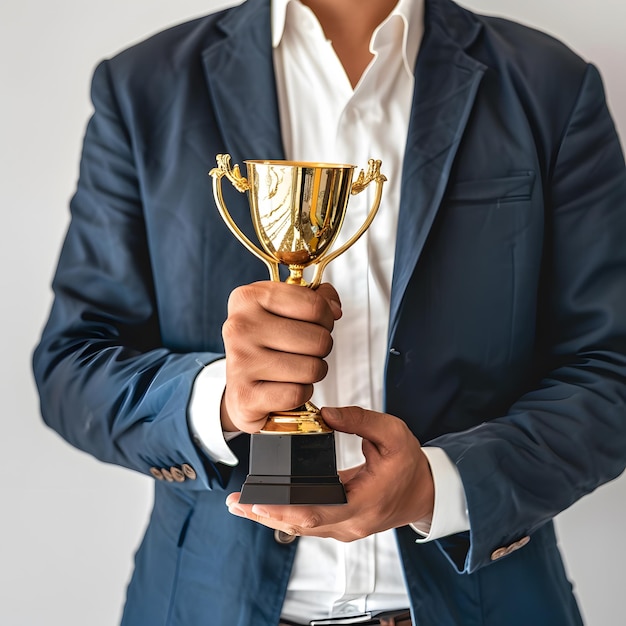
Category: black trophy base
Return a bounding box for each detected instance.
[239,432,347,505]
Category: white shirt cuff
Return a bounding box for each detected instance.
[410,446,469,542]
[188,359,240,467]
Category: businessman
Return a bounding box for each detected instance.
[33,0,626,624]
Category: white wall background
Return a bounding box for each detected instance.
[1,1,624,624]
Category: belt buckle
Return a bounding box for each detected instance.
[309,610,411,626]
[310,614,374,626]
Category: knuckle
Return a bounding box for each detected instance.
[347,524,369,541]
[236,381,258,405]
[385,416,406,438]
[299,513,322,529]
[222,314,251,344]
[391,419,415,449]
[346,405,369,425]
[315,330,333,357]
[223,335,255,369]
[308,291,331,322]
[227,284,253,310]
[228,282,270,315]
[226,382,255,412]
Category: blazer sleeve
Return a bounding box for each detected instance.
[430,64,626,573]
[32,60,231,492]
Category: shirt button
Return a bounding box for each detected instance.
[389,347,401,356]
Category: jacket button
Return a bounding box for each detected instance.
[181,464,197,480]
[490,547,508,561]
[491,535,530,561]
[170,466,186,482]
[274,529,297,545]
[510,535,530,551]
[149,467,164,480]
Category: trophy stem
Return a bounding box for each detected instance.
[286,265,307,286]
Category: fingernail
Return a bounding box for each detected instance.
[329,298,342,318]
[225,494,238,507]
[252,505,269,518]
[228,504,246,516]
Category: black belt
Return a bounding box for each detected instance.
[279,609,412,626]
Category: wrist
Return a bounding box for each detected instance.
[220,392,239,432]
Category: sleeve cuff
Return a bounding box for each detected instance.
[410,446,469,542]
[188,359,240,467]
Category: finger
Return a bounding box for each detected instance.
[249,504,331,533]
[225,494,258,521]
[260,317,335,359]
[225,492,240,509]
[223,307,334,360]
[228,343,330,384]
[230,380,314,415]
[230,282,338,330]
[321,406,411,456]
[223,379,315,432]
[226,495,304,535]
[245,497,368,537]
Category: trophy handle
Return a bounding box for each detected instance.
[309,159,387,289]
[210,154,280,282]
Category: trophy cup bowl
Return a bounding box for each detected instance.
[210,155,386,504]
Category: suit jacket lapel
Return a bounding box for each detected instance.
[201,0,284,165]
[389,0,486,340]
[200,0,284,247]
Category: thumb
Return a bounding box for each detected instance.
[321,406,402,456]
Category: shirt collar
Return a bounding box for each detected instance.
[272,0,291,48]
[272,0,425,71]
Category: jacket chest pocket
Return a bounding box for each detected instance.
[444,171,536,206]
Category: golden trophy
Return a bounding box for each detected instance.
[210,154,386,504]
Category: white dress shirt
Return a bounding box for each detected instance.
[189,0,469,621]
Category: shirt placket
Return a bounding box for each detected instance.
[276,2,415,619]
[328,64,391,614]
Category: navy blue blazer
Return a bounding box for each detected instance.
[33,0,626,624]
